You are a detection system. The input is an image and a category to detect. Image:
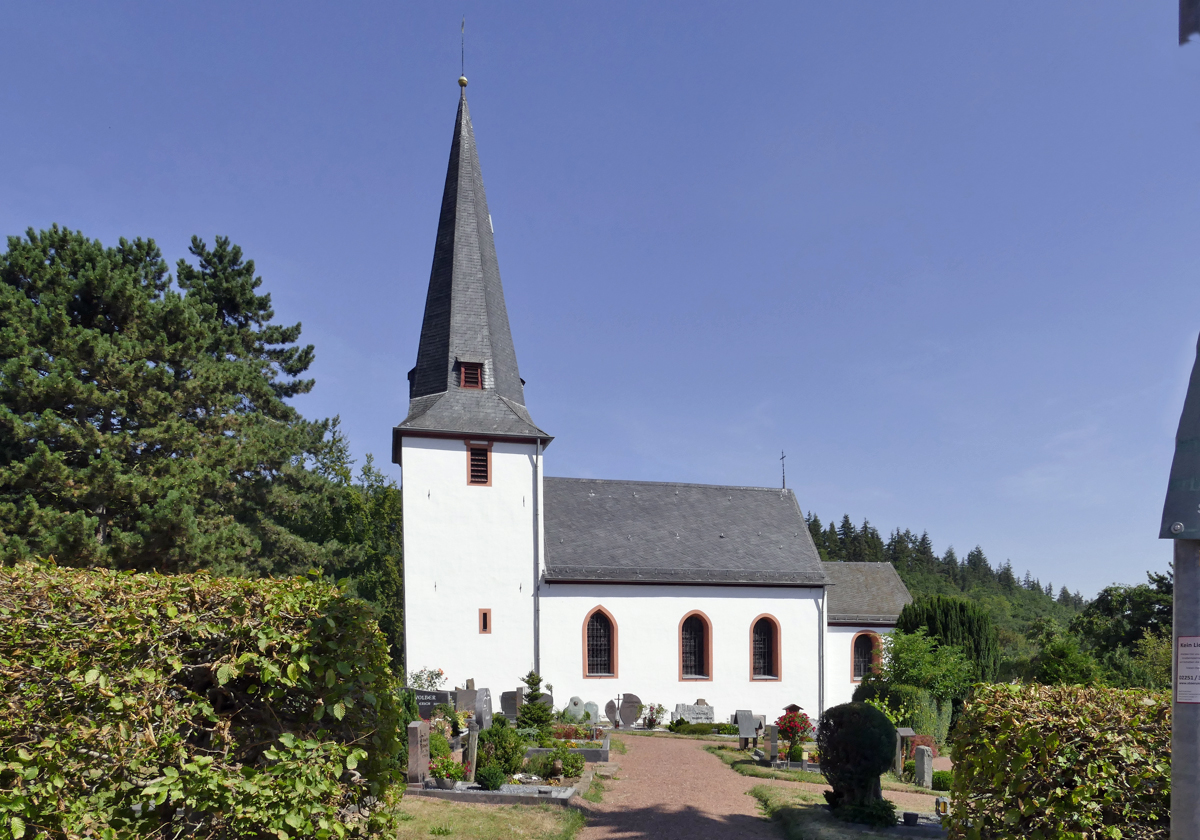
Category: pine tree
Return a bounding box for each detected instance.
[806,513,828,560]
[824,521,844,561]
[516,670,553,733]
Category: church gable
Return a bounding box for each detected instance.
[542,478,828,586]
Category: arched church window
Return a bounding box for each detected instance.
[853,632,878,681]
[584,607,617,677]
[751,615,780,679]
[680,612,711,680]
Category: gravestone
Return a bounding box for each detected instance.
[736,709,757,749]
[604,700,619,726]
[455,688,477,719]
[475,688,493,731]
[765,724,779,761]
[673,703,715,724]
[407,720,430,783]
[565,696,586,721]
[618,693,642,728]
[914,745,934,789]
[465,721,479,783]
[413,689,452,719]
[694,698,709,706]
[500,687,524,721]
[465,678,475,690]
[584,701,600,723]
[536,692,554,710]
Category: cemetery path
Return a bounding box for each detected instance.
[576,735,941,839]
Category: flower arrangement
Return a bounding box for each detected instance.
[775,710,814,754]
[640,703,667,729]
[429,756,466,781]
[409,666,446,691]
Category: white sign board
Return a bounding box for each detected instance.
[1178,635,1200,703]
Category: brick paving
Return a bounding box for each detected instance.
[577,735,939,840]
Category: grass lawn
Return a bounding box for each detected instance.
[705,746,931,794]
[393,797,586,840]
[750,785,909,840]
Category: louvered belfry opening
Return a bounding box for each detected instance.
[853,634,875,679]
[682,615,708,678]
[459,362,483,389]
[468,446,490,485]
[753,618,776,678]
[586,611,613,675]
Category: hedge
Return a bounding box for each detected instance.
[0,562,403,839]
[852,683,952,746]
[948,683,1169,840]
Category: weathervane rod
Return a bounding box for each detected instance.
[781,450,786,490]
[461,15,465,77]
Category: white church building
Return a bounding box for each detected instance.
[393,81,912,722]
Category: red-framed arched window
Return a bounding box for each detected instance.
[679,610,713,681]
[583,606,618,678]
[851,631,881,682]
[749,614,781,680]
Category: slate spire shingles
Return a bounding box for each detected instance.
[395,87,550,447]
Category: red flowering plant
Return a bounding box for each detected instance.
[775,710,814,754]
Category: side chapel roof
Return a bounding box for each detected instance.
[394,85,550,448]
[821,561,912,625]
[543,478,828,586]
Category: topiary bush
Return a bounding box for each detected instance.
[0,562,403,839]
[817,702,896,825]
[948,684,1169,838]
[788,744,805,762]
[931,770,952,792]
[475,764,507,791]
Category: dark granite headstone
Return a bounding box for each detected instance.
[604,700,618,726]
[455,688,477,718]
[413,689,452,719]
[500,688,524,721]
[618,693,642,728]
[765,724,779,761]
[475,688,493,731]
[536,693,553,709]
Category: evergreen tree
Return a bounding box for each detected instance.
[516,670,553,733]
[914,532,937,570]
[806,513,828,561]
[897,595,1001,682]
[998,561,1017,592]
[824,521,844,561]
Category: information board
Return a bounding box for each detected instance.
[1178,635,1200,703]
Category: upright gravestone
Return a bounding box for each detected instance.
[413,689,453,719]
[475,688,493,731]
[407,720,430,784]
[765,724,779,762]
[914,745,934,789]
[537,692,554,710]
[455,688,477,720]
[619,693,642,728]
[1159,332,1200,836]
[584,701,600,724]
[465,720,480,783]
[500,688,523,722]
[673,703,715,725]
[736,709,757,749]
[565,697,586,721]
[605,699,619,727]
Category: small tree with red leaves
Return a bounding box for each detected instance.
[775,710,814,754]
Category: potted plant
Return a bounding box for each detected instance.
[429,756,466,789]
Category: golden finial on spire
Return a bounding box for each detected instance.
[459,76,468,88]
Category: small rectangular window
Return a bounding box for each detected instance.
[460,363,483,389]
[467,444,491,485]
[479,608,491,634]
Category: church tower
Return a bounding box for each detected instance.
[393,79,551,691]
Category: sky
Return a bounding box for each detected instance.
[3,2,1199,598]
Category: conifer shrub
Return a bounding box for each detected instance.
[948,684,1169,838]
[816,703,896,826]
[515,670,553,734]
[477,718,526,774]
[898,595,1000,681]
[475,764,507,791]
[0,562,403,839]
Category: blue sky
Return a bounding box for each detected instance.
[3,3,1199,597]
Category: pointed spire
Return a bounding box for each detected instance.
[395,85,550,447]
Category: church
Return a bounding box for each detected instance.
[392,79,912,722]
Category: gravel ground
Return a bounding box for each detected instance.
[577,736,940,840]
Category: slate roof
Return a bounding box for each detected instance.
[542,478,828,586]
[396,88,549,445]
[821,562,912,624]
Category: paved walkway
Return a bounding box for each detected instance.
[577,735,938,840]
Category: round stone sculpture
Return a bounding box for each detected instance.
[565,696,585,721]
[604,700,618,726]
[618,693,642,728]
[584,701,600,723]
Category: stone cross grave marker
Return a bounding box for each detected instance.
[407,720,430,784]
[914,745,934,789]
[618,694,642,728]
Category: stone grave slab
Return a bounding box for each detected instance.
[500,688,523,721]
[407,720,430,783]
[604,699,618,726]
[565,697,586,721]
[765,724,779,761]
[536,693,553,710]
[674,703,715,724]
[455,688,477,718]
[413,689,452,719]
[584,701,600,723]
[735,710,758,739]
[618,693,642,728]
[915,745,934,789]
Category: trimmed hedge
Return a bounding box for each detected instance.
[948,683,1169,839]
[0,562,403,839]
[852,683,952,745]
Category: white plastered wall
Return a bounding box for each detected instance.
[400,436,541,692]
[538,583,824,725]
[825,624,895,709]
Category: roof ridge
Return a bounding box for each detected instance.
[544,476,796,494]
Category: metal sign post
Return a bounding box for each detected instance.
[1159,333,1200,838]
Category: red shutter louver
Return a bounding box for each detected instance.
[460,363,483,389]
[468,446,490,485]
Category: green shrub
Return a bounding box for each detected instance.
[931,770,952,792]
[430,730,452,759]
[948,684,1169,838]
[429,756,466,781]
[852,682,952,745]
[0,563,403,839]
[667,717,688,732]
[903,759,915,781]
[788,744,805,762]
[524,751,557,778]
[478,718,526,774]
[817,702,896,816]
[715,723,738,735]
[553,747,585,778]
[833,799,896,827]
[475,764,507,791]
